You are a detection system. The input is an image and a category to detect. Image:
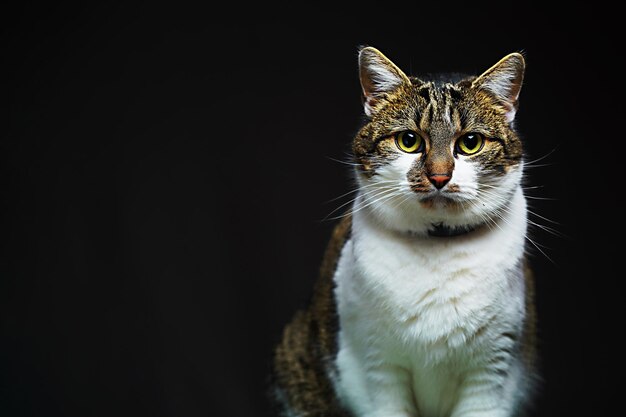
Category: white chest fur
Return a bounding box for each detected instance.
[333,187,529,417]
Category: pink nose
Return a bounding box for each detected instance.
[428,174,451,189]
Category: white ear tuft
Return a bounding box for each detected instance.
[472,53,525,122]
[358,47,410,117]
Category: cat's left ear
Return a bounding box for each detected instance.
[359,47,411,117]
[472,53,525,122]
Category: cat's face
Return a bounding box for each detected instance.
[353,48,525,235]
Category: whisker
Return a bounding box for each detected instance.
[479,188,560,227]
[346,188,405,219]
[325,156,362,167]
[524,195,557,201]
[360,188,405,208]
[390,190,416,213]
[323,186,394,221]
[474,189,558,264]
[527,208,560,225]
[493,205,555,263]
[526,219,566,238]
[323,180,398,204]
[523,162,555,169]
[324,187,398,221]
[523,145,560,166]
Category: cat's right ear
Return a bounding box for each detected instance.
[472,53,525,123]
[359,47,411,117]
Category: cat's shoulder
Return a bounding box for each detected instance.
[319,215,352,283]
[271,215,353,416]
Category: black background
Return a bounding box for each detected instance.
[3,4,623,417]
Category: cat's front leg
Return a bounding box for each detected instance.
[336,345,418,417]
[449,362,522,417]
[362,363,418,417]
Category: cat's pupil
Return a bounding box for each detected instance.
[402,132,416,148]
[463,134,478,149]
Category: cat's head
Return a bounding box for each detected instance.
[352,47,526,236]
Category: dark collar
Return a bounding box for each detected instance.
[427,222,476,237]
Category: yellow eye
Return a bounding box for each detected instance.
[395,131,424,153]
[456,133,485,155]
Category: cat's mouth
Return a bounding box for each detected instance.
[418,193,465,210]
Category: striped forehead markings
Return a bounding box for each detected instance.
[418,84,457,132]
[446,83,463,130]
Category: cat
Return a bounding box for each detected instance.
[271,47,538,417]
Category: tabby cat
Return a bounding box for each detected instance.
[272,47,537,417]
